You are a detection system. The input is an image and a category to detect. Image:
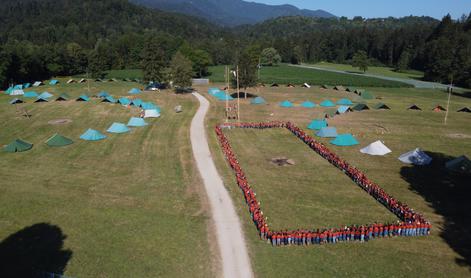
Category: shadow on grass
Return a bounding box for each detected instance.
[400,152,471,271]
[0,223,72,277]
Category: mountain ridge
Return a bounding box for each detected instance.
[130,0,336,26]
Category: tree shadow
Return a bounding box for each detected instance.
[0,223,72,277]
[400,152,471,271]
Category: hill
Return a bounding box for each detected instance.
[131,0,335,26]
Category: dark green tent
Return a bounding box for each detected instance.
[352,103,370,111]
[3,139,33,152]
[354,89,364,95]
[374,103,391,110]
[346,87,356,92]
[361,91,374,100]
[45,133,74,147]
[56,93,70,101]
[408,104,422,111]
[457,107,471,113]
[334,85,345,91]
[446,156,471,175]
[321,85,330,89]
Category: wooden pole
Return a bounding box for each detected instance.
[237,65,240,122]
[444,79,452,125]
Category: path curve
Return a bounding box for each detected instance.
[291,64,449,89]
[190,92,253,278]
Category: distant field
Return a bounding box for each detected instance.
[313,62,425,80]
[204,83,471,277]
[209,64,412,87]
[0,79,213,277]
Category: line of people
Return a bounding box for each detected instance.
[215,121,431,247]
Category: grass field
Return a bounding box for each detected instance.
[203,84,471,277]
[0,79,214,277]
[313,62,425,80]
[209,64,413,88]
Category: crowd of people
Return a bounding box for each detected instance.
[215,121,431,246]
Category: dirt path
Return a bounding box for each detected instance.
[190,92,253,278]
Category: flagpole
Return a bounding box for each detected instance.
[237,65,240,122]
[225,66,228,123]
[444,79,453,125]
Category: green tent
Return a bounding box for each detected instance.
[354,89,364,95]
[45,133,74,147]
[334,85,345,91]
[3,139,33,153]
[321,85,330,89]
[346,87,356,92]
[56,93,70,101]
[446,156,471,175]
[324,108,337,118]
[361,91,374,100]
[374,103,391,110]
[352,103,370,111]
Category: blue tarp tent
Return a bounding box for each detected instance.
[98,91,110,98]
[131,99,143,107]
[280,100,294,108]
[23,83,31,89]
[24,91,38,98]
[76,95,90,101]
[9,98,24,104]
[330,134,359,146]
[127,117,148,127]
[337,106,352,114]
[107,123,130,134]
[39,92,53,99]
[141,102,158,110]
[337,98,353,106]
[251,97,266,105]
[102,96,117,103]
[316,127,338,138]
[80,129,107,141]
[217,94,234,101]
[129,88,141,94]
[118,97,131,106]
[320,100,335,107]
[49,80,59,85]
[308,119,328,130]
[301,101,316,108]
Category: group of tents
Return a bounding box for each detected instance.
[307,119,359,146]
[408,104,471,113]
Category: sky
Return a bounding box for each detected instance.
[254,0,471,19]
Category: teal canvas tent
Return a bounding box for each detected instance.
[127,117,148,127]
[98,91,110,98]
[316,127,338,138]
[39,92,53,99]
[337,106,352,114]
[24,83,31,88]
[307,119,327,130]
[131,99,143,107]
[129,88,142,94]
[320,100,335,107]
[9,98,24,104]
[49,80,59,85]
[76,95,90,102]
[3,139,33,153]
[141,102,158,110]
[102,96,117,103]
[24,91,38,98]
[337,98,353,106]
[5,87,13,95]
[107,123,130,134]
[251,97,266,105]
[80,129,107,141]
[280,101,294,108]
[330,134,359,146]
[118,97,131,106]
[301,101,316,108]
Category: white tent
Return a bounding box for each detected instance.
[67,79,76,84]
[144,109,161,118]
[360,141,392,156]
[33,81,44,87]
[79,78,87,83]
[303,83,311,88]
[398,148,432,165]
[11,89,24,96]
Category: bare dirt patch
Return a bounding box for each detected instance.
[447,133,471,139]
[270,157,296,166]
[48,119,73,125]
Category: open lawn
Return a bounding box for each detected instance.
[0,79,214,277]
[313,62,425,80]
[209,64,413,88]
[203,84,471,277]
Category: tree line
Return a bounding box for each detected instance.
[0,0,470,88]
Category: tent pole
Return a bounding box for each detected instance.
[444,80,452,125]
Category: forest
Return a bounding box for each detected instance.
[0,0,470,88]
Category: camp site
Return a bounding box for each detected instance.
[0,0,470,277]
